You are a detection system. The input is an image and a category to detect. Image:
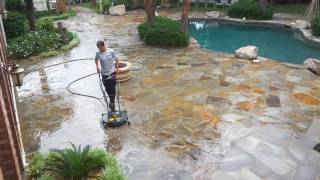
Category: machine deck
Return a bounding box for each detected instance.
[101,111,130,128]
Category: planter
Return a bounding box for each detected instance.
[116,61,132,82]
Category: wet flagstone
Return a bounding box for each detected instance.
[293,93,320,105]
[16,7,320,180]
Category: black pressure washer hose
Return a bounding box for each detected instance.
[25,58,144,102]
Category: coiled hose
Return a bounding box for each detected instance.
[25,58,144,101]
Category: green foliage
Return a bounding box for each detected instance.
[5,0,23,11]
[311,16,320,37]
[7,31,63,58]
[36,18,55,32]
[270,4,307,15]
[37,174,55,180]
[26,154,47,179]
[61,33,80,51]
[45,144,107,179]
[26,145,125,180]
[101,0,111,13]
[3,11,28,39]
[39,51,58,58]
[228,0,273,20]
[50,10,77,20]
[94,149,125,180]
[103,166,126,180]
[138,16,189,46]
[115,0,132,8]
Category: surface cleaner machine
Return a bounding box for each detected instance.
[98,74,130,128]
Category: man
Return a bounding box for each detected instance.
[95,40,119,112]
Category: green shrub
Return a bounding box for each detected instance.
[228,0,273,20]
[100,0,111,13]
[311,16,320,37]
[5,0,23,11]
[137,16,189,46]
[115,0,132,8]
[36,18,55,32]
[26,153,47,179]
[25,144,125,180]
[3,11,28,39]
[8,31,63,58]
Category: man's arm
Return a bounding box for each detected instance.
[95,53,101,73]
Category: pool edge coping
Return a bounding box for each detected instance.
[189,17,320,46]
[188,17,320,65]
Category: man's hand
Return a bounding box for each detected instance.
[96,67,101,73]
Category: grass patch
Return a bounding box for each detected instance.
[39,51,58,58]
[39,10,77,21]
[270,3,308,15]
[51,10,77,20]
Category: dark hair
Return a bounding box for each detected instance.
[96,40,105,47]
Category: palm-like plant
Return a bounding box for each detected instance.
[45,144,107,179]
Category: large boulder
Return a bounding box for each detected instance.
[235,46,258,60]
[206,11,220,18]
[109,5,126,16]
[304,58,320,75]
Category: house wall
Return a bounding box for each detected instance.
[0,16,24,180]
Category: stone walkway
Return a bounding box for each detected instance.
[18,8,320,179]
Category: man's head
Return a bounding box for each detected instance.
[96,40,107,52]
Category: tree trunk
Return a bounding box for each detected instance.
[68,0,72,10]
[259,0,267,10]
[180,0,190,33]
[57,0,67,13]
[144,0,156,25]
[46,0,52,15]
[26,0,36,31]
[91,0,96,8]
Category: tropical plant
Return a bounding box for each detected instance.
[25,144,125,180]
[45,144,107,179]
[91,149,126,180]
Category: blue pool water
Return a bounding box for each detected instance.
[189,21,320,64]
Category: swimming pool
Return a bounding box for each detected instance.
[189,20,320,64]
